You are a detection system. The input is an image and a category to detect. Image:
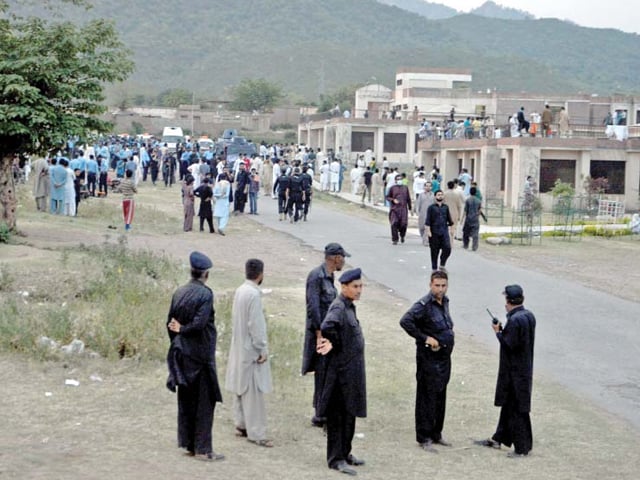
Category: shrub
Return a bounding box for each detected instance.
[551,179,575,197]
[582,226,631,237]
[0,222,10,243]
[0,238,182,360]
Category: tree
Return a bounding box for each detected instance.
[0,0,134,230]
[157,88,192,108]
[318,83,363,113]
[229,78,283,112]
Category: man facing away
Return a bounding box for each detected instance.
[225,259,274,448]
[32,156,49,212]
[302,243,349,428]
[476,285,536,458]
[166,251,224,461]
[461,186,484,251]
[400,270,455,453]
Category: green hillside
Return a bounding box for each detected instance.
[7,0,640,103]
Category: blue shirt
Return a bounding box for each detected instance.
[86,159,98,174]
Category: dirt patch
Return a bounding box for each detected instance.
[2,182,640,480]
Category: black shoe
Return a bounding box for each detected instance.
[434,437,452,447]
[507,451,529,458]
[311,416,326,428]
[400,236,405,243]
[420,439,438,453]
[346,454,365,466]
[474,438,501,449]
[194,452,225,461]
[332,461,357,476]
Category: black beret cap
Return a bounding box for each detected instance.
[190,251,213,270]
[339,268,362,284]
[503,284,523,299]
[325,242,351,257]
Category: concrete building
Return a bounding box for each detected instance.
[419,136,640,212]
[298,67,640,212]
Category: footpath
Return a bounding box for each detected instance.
[252,184,640,432]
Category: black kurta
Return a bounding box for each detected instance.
[303,263,337,415]
[193,184,213,218]
[494,305,535,411]
[492,304,536,454]
[318,295,367,418]
[166,279,222,455]
[302,264,337,375]
[318,294,367,469]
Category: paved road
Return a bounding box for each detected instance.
[251,194,640,431]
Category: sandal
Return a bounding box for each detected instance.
[235,427,248,437]
[248,438,274,448]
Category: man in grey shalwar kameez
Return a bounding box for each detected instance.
[225,258,273,447]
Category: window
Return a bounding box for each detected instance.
[470,158,475,179]
[590,160,625,194]
[500,158,506,191]
[540,159,576,193]
[351,132,374,152]
[383,133,406,153]
[396,78,403,86]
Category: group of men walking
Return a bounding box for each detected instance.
[386,166,486,272]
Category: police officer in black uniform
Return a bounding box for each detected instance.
[302,243,350,427]
[286,167,305,223]
[400,270,455,453]
[301,165,314,221]
[274,168,290,221]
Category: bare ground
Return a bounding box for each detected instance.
[1,183,639,480]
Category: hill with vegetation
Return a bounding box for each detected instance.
[470,1,534,20]
[7,0,640,105]
[377,0,458,19]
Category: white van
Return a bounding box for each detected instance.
[161,126,184,152]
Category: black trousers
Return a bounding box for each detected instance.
[234,190,247,212]
[313,356,327,413]
[286,194,303,221]
[98,172,108,196]
[390,219,407,243]
[492,389,532,454]
[87,173,97,196]
[303,191,312,216]
[177,370,216,455]
[429,233,451,270]
[278,193,287,214]
[199,216,214,233]
[415,371,447,443]
[326,385,355,468]
[462,222,480,251]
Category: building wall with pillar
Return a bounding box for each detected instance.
[419,137,640,212]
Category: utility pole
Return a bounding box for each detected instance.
[191,91,195,136]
